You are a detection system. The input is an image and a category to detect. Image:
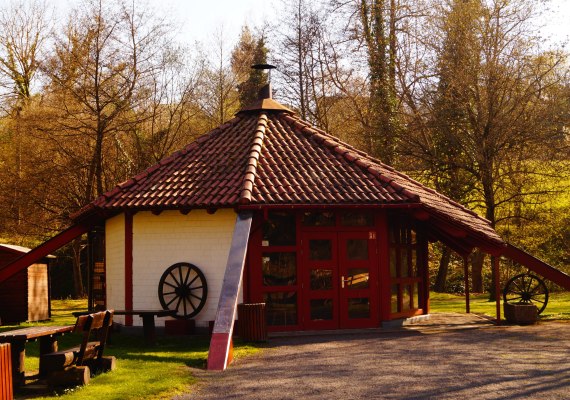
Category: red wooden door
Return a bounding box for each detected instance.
[302,232,339,330]
[338,231,379,328]
[302,231,378,330]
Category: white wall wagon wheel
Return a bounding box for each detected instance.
[158,263,208,319]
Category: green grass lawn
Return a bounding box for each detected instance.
[1,299,262,400]
[430,291,570,320]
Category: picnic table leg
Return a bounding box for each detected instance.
[141,315,156,345]
[9,339,25,387]
[38,336,58,377]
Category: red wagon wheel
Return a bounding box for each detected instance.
[503,273,548,315]
[158,263,208,319]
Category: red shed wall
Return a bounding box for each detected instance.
[0,251,28,324]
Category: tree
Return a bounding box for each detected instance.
[199,28,240,127]
[405,0,569,294]
[236,40,268,107]
[414,0,481,292]
[130,46,208,170]
[43,0,169,203]
[0,0,52,236]
[231,26,268,107]
[36,0,172,296]
[274,0,322,122]
[356,0,400,164]
[0,0,51,110]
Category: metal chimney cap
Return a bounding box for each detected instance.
[251,64,276,70]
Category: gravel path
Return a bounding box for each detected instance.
[178,319,570,400]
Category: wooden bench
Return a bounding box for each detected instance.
[41,310,116,387]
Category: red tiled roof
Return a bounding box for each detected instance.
[73,100,504,247]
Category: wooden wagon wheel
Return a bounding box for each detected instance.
[503,273,548,315]
[158,262,207,319]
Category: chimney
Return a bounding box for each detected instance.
[251,64,276,100]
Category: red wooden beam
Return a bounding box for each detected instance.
[502,243,570,291]
[493,256,501,324]
[463,256,470,314]
[207,211,253,371]
[0,223,90,283]
[413,210,430,221]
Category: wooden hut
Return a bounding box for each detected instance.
[1,83,568,371]
[0,244,54,324]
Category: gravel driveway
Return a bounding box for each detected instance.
[178,317,569,400]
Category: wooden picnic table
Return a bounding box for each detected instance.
[113,310,176,345]
[0,325,74,386]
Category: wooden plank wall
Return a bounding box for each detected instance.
[27,264,49,321]
[0,343,13,400]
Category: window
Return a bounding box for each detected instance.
[301,211,335,227]
[262,252,296,286]
[263,211,296,246]
[340,211,374,227]
[388,217,424,315]
[258,211,299,328]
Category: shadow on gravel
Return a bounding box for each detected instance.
[179,322,570,400]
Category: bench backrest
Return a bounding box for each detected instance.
[74,310,114,365]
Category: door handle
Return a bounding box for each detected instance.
[341,276,351,289]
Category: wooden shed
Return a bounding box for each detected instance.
[0,244,54,324]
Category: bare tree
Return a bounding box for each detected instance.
[273,0,332,125]
[0,0,52,111]
[43,0,169,203]
[0,0,52,234]
[198,28,240,127]
[132,46,207,169]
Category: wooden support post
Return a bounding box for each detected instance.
[1,343,14,399]
[463,255,470,314]
[39,336,59,377]
[8,340,26,387]
[207,212,253,371]
[141,315,156,345]
[493,256,501,324]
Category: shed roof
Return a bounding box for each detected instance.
[73,96,504,251]
[0,244,56,259]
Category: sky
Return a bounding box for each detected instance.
[51,0,570,48]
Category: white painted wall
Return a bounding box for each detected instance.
[105,209,238,328]
[105,213,126,324]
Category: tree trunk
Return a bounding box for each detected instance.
[471,250,485,293]
[434,245,452,292]
[297,0,307,119]
[71,238,85,298]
